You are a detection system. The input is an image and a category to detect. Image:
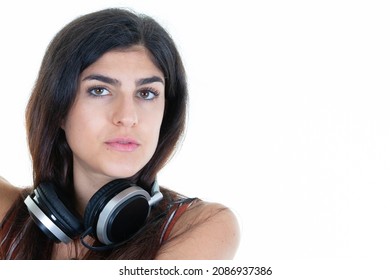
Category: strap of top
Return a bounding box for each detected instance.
[159,198,196,244]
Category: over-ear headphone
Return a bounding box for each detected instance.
[24,179,163,249]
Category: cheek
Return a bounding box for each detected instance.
[154,107,165,138]
[144,109,165,150]
[63,107,98,148]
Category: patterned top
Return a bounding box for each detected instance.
[160,198,196,244]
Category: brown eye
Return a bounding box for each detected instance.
[88,87,110,97]
[137,89,159,100]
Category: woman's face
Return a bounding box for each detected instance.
[62,46,165,187]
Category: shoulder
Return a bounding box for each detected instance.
[156,200,241,260]
[0,176,22,221]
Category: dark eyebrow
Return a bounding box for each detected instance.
[82,74,121,86]
[82,74,164,87]
[136,76,165,86]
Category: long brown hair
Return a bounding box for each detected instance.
[27,7,187,190]
[1,8,188,259]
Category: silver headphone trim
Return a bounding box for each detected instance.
[96,187,150,245]
[24,195,72,243]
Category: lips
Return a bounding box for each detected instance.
[104,138,140,152]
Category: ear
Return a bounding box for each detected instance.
[60,118,66,130]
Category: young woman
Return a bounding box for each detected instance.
[0,8,240,260]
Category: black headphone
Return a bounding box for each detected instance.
[24,179,163,250]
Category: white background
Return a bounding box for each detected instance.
[1,0,390,264]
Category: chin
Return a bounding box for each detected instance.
[97,155,153,181]
[101,165,145,181]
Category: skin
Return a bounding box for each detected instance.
[61,46,165,214]
[0,177,20,221]
[0,46,240,259]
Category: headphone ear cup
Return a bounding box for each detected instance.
[84,179,151,245]
[32,183,84,241]
[83,180,121,229]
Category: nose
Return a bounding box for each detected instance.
[112,95,138,127]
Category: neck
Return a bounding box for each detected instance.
[72,170,114,215]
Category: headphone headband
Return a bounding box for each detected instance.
[149,180,163,206]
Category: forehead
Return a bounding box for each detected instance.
[81,46,163,78]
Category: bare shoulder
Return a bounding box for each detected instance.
[0,176,22,221]
[156,200,241,260]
